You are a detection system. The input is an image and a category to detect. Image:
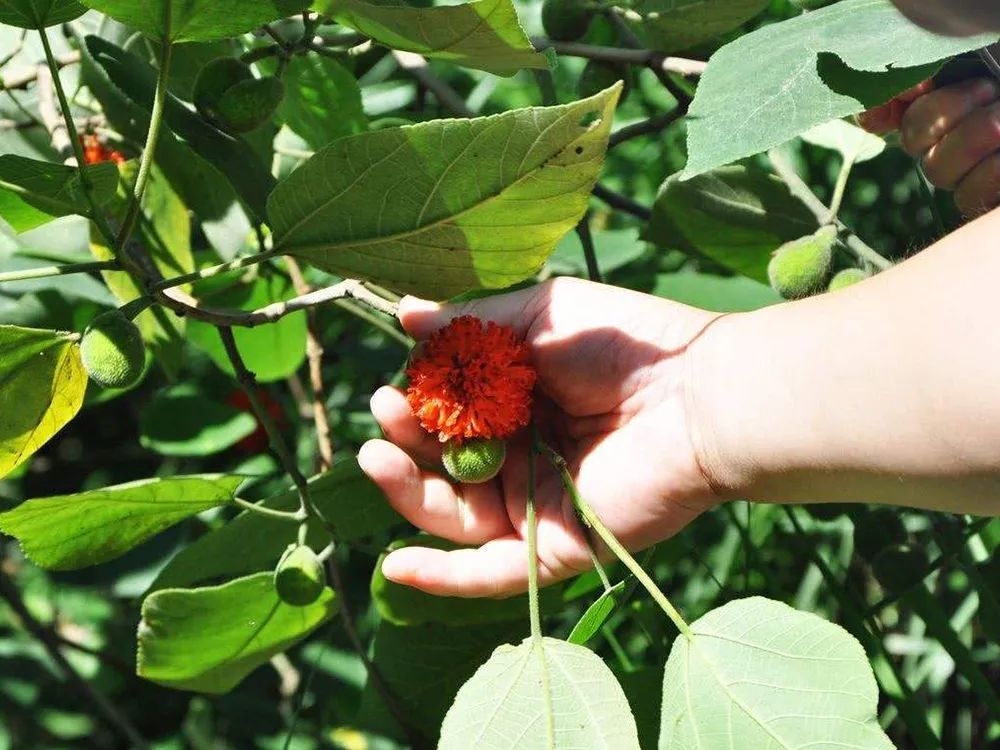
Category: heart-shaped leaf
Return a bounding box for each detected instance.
[658,597,894,749]
[439,636,641,749]
[0,475,245,569]
[269,84,622,299]
[0,325,86,479]
[138,572,337,694]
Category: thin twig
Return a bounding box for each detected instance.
[609,108,684,148]
[392,50,475,117]
[533,38,706,78]
[324,558,431,750]
[592,184,652,221]
[604,13,694,107]
[0,259,120,284]
[0,51,78,91]
[286,258,334,472]
[0,569,147,748]
[575,211,602,283]
[34,64,72,159]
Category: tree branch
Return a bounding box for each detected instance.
[0,51,78,91]
[533,38,706,78]
[392,50,474,117]
[592,184,652,221]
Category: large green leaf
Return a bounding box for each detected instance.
[0,475,244,570]
[357,620,526,741]
[372,535,554,626]
[439,636,640,749]
[78,0,309,42]
[278,55,365,151]
[645,164,820,283]
[84,35,275,219]
[652,271,781,312]
[682,0,997,178]
[137,572,337,694]
[0,0,84,27]
[0,326,85,479]
[139,383,256,456]
[627,0,769,53]
[324,0,547,76]
[186,274,307,383]
[149,459,400,591]
[0,156,118,233]
[658,597,893,749]
[269,85,621,299]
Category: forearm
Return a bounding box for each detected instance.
[691,209,1000,515]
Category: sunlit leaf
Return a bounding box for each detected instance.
[440,636,640,749]
[0,475,244,569]
[659,597,894,749]
[683,0,995,178]
[0,156,118,233]
[278,55,365,151]
[138,572,337,694]
[0,325,85,479]
[325,0,547,76]
[269,85,622,299]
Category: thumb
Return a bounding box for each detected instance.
[398,284,548,340]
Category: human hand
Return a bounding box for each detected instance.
[358,277,723,597]
[858,78,1000,217]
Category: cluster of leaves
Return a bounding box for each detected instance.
[0,0,998,749]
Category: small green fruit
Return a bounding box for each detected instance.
[193,57,253,118]
[442,438,506,484]
[542,0,594,42]
[80,310,145,389]
[214,76,285,133]
[274,544,326,606]
[578,60,631,102]
[827,267,871,292]
[872,544,928,593]
[767,225,837,300]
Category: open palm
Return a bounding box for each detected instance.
[358,277,722,597]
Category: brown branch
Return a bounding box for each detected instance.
[392,50,475,117]
[35,63,73,160]
[609,108,684,148]
[532,38,706,78]
[286,258,334,472]
[592,183,652,221]
[0,568,147,748]
[0,51,79,91]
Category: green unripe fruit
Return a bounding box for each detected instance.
[214,76,285,133]
[872,544,928,593]
[578,60,631,102]
[541,0,594,42]
[193,57,253,118]
[442,438,506,484]
[274,544,326,606]
[827,267,871,292]
[767,225,837,300]
[80,310,145,390]
[852,507,907,562]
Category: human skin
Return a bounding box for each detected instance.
[359,207,1000,597]
[890,0,1000,36]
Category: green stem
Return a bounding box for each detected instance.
[116,28,173,250]
[0,259,119,284]
[538,441,693,639]
[526,428,542,643]
[826,150,856,223]
[232,497,303,523]
[150,249,279,291]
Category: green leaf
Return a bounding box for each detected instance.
[84,35,275,219]
[618,667,664,750]
[0,475,244,570]
[269,85,621,299]
[801,118,886,163]
[627,0,770,53]
[137,572,337,694]
[372,535,554,626]
[682,0,996,178]
[325,0,547,76]
[139,383,256,456]
[149,459,400,591]
[652,270,781,312]
[0,156,118,233]
[0,325,85,479]
[547,228,647,276]
[278,55,365,151]
[186,274,307,383]
[645,164,820,284]
[567,581,625,645]
[658,597,893,750]
[0,0,85,28]
[357,620,526,741]
[440,636,640,749]
[78,0,309,42]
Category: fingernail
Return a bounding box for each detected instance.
[381,552,410,581]
[356,442,378,476]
